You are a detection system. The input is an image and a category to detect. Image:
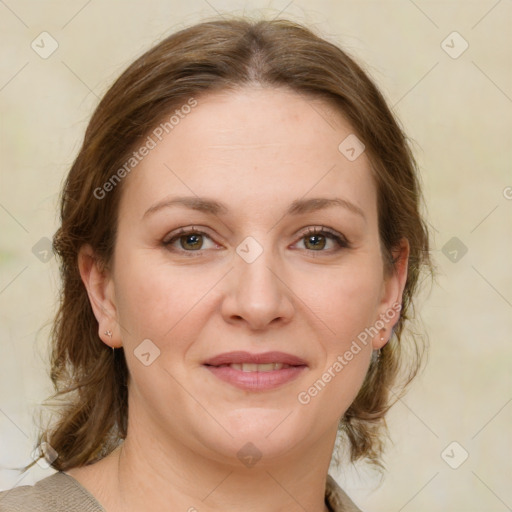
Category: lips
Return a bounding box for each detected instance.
[203,351,308,367]
[203,351,308,391]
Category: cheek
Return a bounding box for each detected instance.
[299,274,378,415]
[316,264,383,341]
[308,261,381,399]
[112,247,167,335]
[113,248,216,344]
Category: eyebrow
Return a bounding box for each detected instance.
[142,195,366,220]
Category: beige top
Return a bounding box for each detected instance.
[0,471,364,511]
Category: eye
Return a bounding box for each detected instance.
[163,226,219,255]
[294,226,350,253]
[163,225,350,257]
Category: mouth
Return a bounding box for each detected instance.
[203,351,308,391]
[213,362,296,372]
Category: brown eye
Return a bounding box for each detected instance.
[163,227,218,255]
[178,232,204,251]
[304,233,327,251]
[297,227,349,253]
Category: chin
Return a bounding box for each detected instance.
[212,408,314,460]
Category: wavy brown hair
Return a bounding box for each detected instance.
[20,15,431,474]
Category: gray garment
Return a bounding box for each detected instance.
[0,471,364,511]
[0,472,102,512]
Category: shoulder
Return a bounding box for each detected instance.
[0,471,104,512]
[325,473,366,512]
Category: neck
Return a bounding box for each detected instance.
[106,421,337,512]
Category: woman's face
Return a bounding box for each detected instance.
[83,86,407,466]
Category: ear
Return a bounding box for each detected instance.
[78,244,122,349]
[372,237,409,350]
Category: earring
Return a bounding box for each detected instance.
[104,330,115,352]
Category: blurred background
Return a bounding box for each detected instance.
[1,1,511,510]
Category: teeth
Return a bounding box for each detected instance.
[228,363,290,372]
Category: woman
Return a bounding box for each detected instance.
[0,16,431,512]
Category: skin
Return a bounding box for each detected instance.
[71,85,409,512]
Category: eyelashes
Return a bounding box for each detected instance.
[293,226,350,252]
[162,225,351,257]
[163,227,219,254]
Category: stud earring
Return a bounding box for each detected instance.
[103,330,116,353]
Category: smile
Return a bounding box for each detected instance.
[216,363,294,372]
[203,351,308,391]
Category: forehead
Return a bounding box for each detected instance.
[118,86,377,222]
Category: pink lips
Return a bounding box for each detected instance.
[203,351,308,367]
[203,351,308,391]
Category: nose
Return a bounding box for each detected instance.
[220,241,295,331]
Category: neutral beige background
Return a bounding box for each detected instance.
[1,1,511,511]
